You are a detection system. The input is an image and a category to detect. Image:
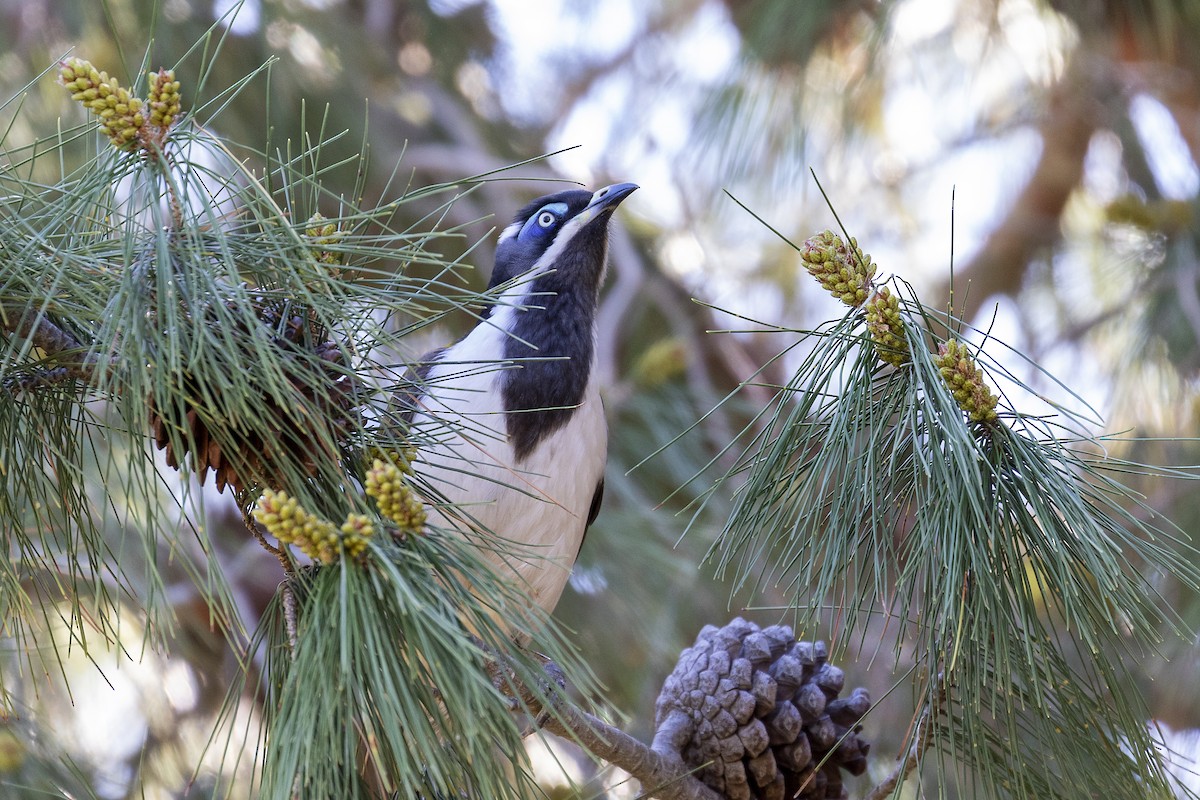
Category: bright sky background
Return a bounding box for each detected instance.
[200,0,1200,452]
[479,0,1200,429]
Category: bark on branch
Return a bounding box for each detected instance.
[861,705,933,800]
[538,700,724,800]
[1,303,108,388]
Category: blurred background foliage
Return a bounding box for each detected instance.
[1,0,1200,797]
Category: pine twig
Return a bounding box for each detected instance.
[482,649,717,799]
[281,580,300,654]
[862,701,936,800]
[240,511,297,652]
[538,702,722,800]
[3,365,76,391]
[242,509,293,575]
[0,304,111,388]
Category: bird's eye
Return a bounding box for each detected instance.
[516,201,569,243]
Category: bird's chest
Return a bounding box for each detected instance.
[408,321,605,606]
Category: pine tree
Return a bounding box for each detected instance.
[2,37,1198,800]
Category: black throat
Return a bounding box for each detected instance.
[500,233,604,462]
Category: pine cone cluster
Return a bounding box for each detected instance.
[58,58,183,154]
[58,58,145,150]
[149,297,360,494]
[655,619,871,800]
[253,489,376,563]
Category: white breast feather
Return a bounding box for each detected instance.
[408,313,606,621]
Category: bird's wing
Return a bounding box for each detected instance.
[586,477,604,528]
[579,477,604,554]
[390,346,447,425]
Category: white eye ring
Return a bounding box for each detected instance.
[537,210,556,228]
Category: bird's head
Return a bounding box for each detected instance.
[489,183,638,305]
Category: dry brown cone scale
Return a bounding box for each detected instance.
[148,298,360,494]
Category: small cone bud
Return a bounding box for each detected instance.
[306,212,346,267]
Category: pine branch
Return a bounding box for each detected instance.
[683,209,1200,799]
[862,703,935,800]
[475,643,720,799]
[534,686,723,800]
[0,304,109,388]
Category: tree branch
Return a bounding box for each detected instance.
[481,651,717,800]
[863,692,938,800]
[538,702,723,800]
[0,304,109,388]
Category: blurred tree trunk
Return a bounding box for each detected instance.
[932,52,1104,324]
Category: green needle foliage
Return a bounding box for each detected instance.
[684,229,1200,797]
[254,533,568,799]
[1,42,596,798]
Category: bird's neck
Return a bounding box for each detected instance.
[500,270,599,462]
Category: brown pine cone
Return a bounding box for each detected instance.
[655,618,871,800]
[148,294,360,494]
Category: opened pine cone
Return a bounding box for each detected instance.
[149,296,360,494]
[655,618,871,800]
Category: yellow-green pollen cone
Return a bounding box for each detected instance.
[146,68,182,130]
[935,339,1000,424]
[253,488,373,564]
[339,513,375,559]
[59,59,184,153]
[800,230,877,307]
[367,446,416,474]
[58,58,145,151]
[365,458,426,532]
[865,287,909,367]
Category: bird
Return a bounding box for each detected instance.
[399,182,638,637]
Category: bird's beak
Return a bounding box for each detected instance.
[577,182,639,225]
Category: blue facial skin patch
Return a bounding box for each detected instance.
[518,202,569,243]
